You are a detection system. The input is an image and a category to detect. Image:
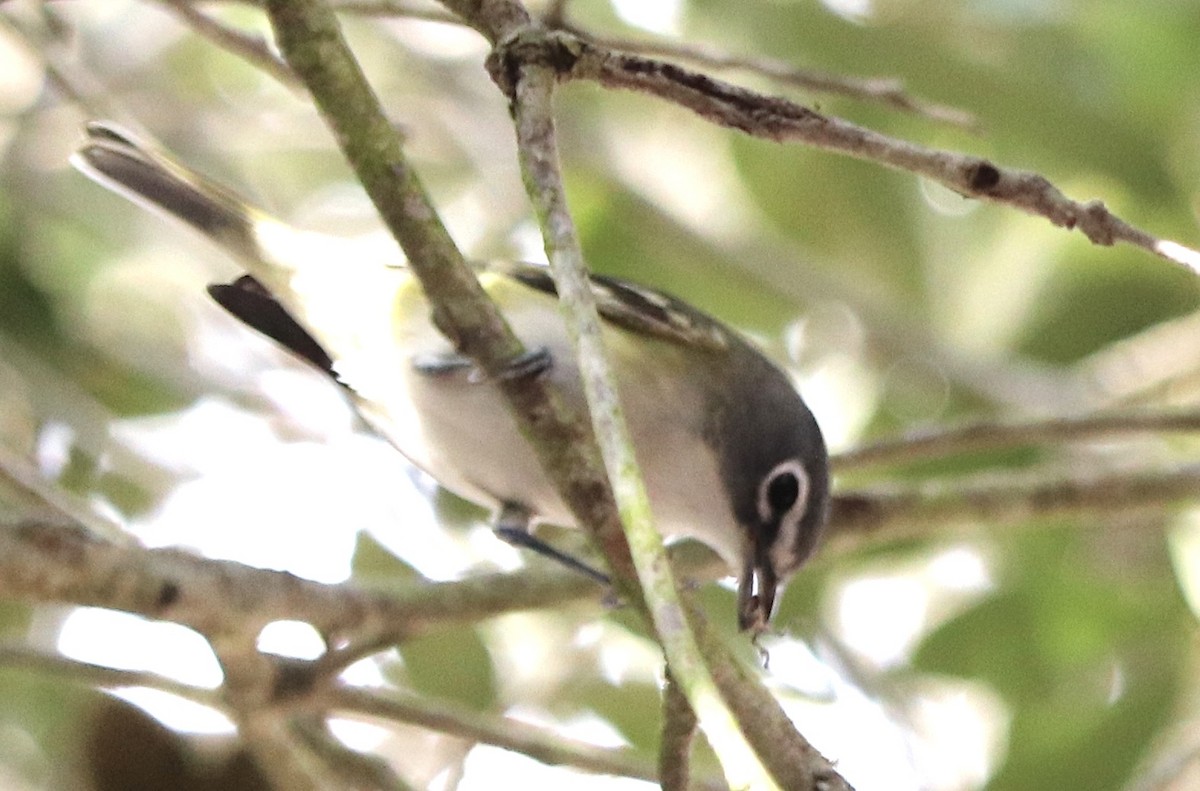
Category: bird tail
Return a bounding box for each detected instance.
[72,121,265,266]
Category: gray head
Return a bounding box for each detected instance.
[711,341,830,632]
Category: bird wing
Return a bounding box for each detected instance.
[207,275,339,379]
[499,262,729,353]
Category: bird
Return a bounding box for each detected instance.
[72,121,830,632]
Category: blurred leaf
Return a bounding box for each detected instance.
[0,667,90,787]
[1016,247,1200,363]
[990,654,1178,791]
[79,358,192,417]
[431,487,490,534]
[571,677,662,756]
[396,627,498,712]
[350,531,422,586]
[772,553,834,634]
[915,589,1051,699]
[733,140,925,302]
[915,525,1188,789]
[0,231,62,353]
[0,601,32,642]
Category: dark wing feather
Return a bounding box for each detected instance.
[207,275,337,378]
[503,263,729,352]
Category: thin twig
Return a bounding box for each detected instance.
[211,0,467,26]
[831,465,1200,543]
[429,0,528,41]
[327,0,465,24]
[834,410,1200,471]
[0,643,225,705]
[328,685,668,784]
[158,0,301,88]
[0,445,131,545]
[206,631,354,791]
[570,28,977,129]
[0,642,680,785]
[2,7,117,132]
[236,705,350,791]
[501,31,781,791]
[0,645,371,787]
[219,0,974,126]
[689,606,852,791]
[142,4,1195,271]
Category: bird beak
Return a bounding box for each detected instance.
[737,544,778,633]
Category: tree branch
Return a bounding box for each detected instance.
[833,409,1200,472]
[686,609,850,791]
[0,643,225,705]
[283,0,978,127]
[497,30,779,790]
[831,465,1200,543]
[0,520,602,646]
[561,27,977,129]
[492,28,1198,273]
[219,644,361,791]
[6,453,1193,647]
[322,0,462,26]
[327,686,675,784]
[658,670,698,791]
[0,641,679,785]
[291,717,417,791]
[205,0,466,28]
[158,0,301,88]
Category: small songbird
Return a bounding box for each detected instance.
[73,121,830,631]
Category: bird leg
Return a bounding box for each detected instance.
[411,346,551,383]
[493,502,610,586]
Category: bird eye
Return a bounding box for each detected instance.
[766,472,800,514]
[756,459,810,524]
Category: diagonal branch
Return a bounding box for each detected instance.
[158,0,301,88]
[491,28,1199,274]
[499,36,776,791]
[563,27,977,129]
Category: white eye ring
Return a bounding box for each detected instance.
[757,458,812,577]
[756,458,810,525]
